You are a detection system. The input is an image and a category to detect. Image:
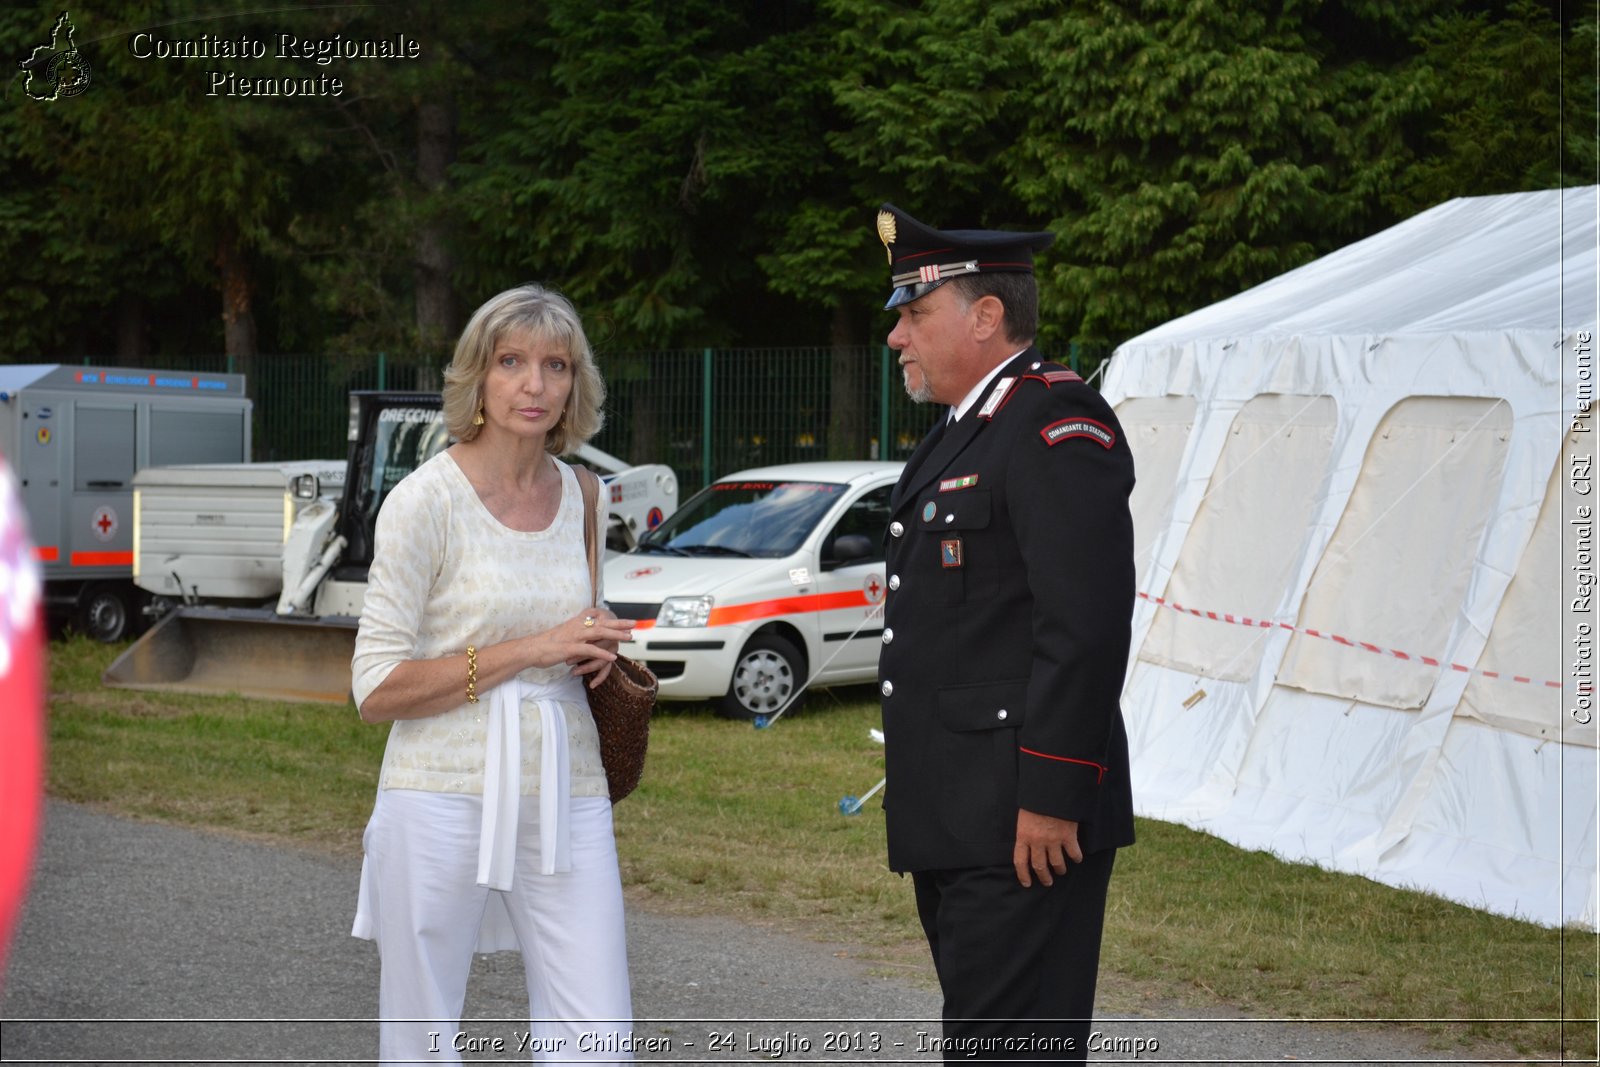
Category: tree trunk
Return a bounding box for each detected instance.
[414,99,457,373]
[115,293,148,366]
[826,305,867,460]
[216,229,257,386]
[628,374,661,470]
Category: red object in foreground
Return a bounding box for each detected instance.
[0,454,45,984]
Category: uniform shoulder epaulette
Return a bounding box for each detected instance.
[1020,360,1083,388]
[978,360,1084,422]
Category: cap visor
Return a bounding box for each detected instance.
[884,279,946,310]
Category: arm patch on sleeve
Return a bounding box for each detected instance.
[1040,417,1115,449]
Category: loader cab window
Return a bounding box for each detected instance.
[339,404,449,573]
[370,409,448,509]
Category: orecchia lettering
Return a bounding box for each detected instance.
[378,408,442,424]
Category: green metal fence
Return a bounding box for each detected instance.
[24,343,1107,497]
[597,347,933,496]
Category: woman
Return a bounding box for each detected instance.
[351,284,637,1063]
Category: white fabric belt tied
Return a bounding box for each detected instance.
[478,674,586,888]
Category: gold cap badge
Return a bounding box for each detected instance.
[876,209,897,263]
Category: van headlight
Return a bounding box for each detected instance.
[292,473,320,500]
[658,595,713,628]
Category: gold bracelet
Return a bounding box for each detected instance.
[466,645,479,704]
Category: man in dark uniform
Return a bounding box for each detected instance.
[874,203,1137,1062]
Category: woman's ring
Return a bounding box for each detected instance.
[584,615,596,627]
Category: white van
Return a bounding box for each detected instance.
[603,461,903,720]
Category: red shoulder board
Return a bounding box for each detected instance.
[1019,360,1083,388]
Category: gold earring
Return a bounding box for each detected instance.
[473,405,485,427]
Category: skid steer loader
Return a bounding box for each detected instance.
[103,391,677,705]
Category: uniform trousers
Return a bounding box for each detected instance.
[361,788,633,1064]
[912,848,1116,1063]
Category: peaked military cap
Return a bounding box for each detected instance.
[875,202,1054,309]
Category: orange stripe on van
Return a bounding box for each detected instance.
[710,590,870,626]
[32,546,59,563]
[70,551,133,567]
[630,590,873,633]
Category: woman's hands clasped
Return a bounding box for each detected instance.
[541,607,635,689]
[357,608,636,723]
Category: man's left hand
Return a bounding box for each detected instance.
[1013,809,1083,887]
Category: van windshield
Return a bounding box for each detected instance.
[637,480,846,558]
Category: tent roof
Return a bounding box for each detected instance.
[1121,187,1598,347]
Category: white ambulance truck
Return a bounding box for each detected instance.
[0,364,251,640]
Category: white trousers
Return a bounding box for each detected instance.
[360,789,633,1064]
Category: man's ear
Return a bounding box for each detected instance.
[969,294,1006,343]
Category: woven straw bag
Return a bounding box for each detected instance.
[576,466,657,803]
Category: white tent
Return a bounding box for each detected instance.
[1102,186,1598,928]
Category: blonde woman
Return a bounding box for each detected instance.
[351,284,636,1062]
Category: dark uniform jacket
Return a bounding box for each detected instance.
[879,348,1137,873]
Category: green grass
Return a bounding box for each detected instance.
[43,635,1600,1059]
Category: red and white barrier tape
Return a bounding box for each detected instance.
[1137,592,1563,690]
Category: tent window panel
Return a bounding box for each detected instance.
[1140,395,1337,680]
[1458,444,1581,745]
[1116,396,1197,591]
[1277,397,1513,710]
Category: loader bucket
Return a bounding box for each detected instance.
[102,607,360,705]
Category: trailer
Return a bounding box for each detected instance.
[132,458,346,610]
[0,364,251,640]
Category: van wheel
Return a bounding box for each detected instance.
[717,634,806,721]
[76,583,136,643]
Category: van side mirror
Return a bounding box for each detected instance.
[825,533,874,569]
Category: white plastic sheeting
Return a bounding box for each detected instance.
[1103,187,1597,928]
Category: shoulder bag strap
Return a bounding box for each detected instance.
[575,464,601,602]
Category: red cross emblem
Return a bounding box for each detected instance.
[863,574,885,604]
[91,506,118,542]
